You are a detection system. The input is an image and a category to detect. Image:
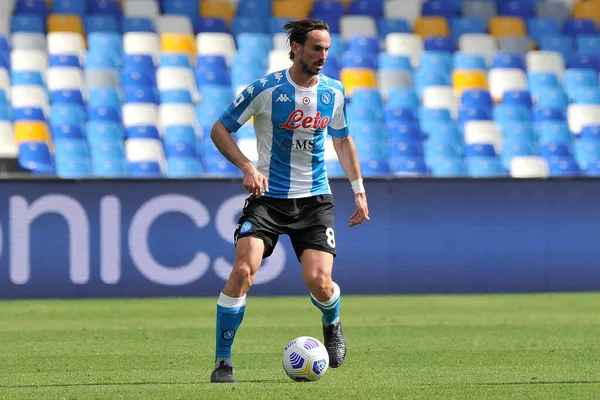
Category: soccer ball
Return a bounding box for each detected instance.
[282,336,329,382]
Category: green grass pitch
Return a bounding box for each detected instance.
[1,293,600,399]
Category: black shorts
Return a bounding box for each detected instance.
[233,194,337,261]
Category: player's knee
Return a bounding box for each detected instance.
[307,274,334,301]
[230,263,256,288]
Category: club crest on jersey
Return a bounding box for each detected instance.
[279,110,330,130]
[321,91,333,105]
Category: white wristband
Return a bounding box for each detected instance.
[351,178,365,194]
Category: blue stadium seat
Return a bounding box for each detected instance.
[123,54,155,73]
[89,87,121,109]
[50,104,85,126]
[13,107,46,122]
[92,159,129,177]
[563,19,596,38]
[347,36,380,57]
[584,159,600,177]
[378,18,411,39]
[85,15,119,33]
[196,68,230,87]
[540,142,572,158]
[232,17,268,36]
[498,0,534,18]
[349,0,383,18]
[18,142,54,173]
[574,139,600,168]
[429,156,467,177]
[384,107,416,124]
[51,90,85,106]
[160,54,192,68]
[387,88,420,110]
[343,52,377,69]
[160,89,194,104]
[162,0,199,16]
[237,0,272,18]
[492,52,526,70]
[167,157,203,178]
[580,125,600,140]
[51,124,85,140]
[547,156,580,177]
[453,52,487,70]
[577,35,600,55]
[237,33,271,56]
[88,32,123,59]
[535,87,569,110]
[502,90,532,109]
[450,17,485,42]
[123,86,159,104]
[461,89,493,110]
[121,17,155,33]
[86,52,119,69]
[387,122,424,141]
[493,104,531,123]
[86,121,124,144]
[465,143,496,158]
[53,0,87,15]
[424,140,462,160]
[499,120,536,143]
[568,54,600,73]
[49,54,82,68]
[536,121,572,145]
[533,107,565,123]
[194,17,228,34]
[466,157,505,177]
[424,37,455,53]
[11,15,45,33]
[129,161,164,178]
[164,126,197,144]
[527,18,561,44]
[378,53,412,71]
[121,70,156,88]
[389,156,429,176]
[88,105,121,122]
[11,71,44,86]
[501,141,537,169]
[88,0,121,16]
[127,126,161,140]
[15,0,48,17]
[422,0,455,19]
[55,139,89,162]
[539,36,574,61]
[90,142,125,165]
[573,88,600,105]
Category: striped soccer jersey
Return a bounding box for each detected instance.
[219,68,349,199]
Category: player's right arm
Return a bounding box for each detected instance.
[211,84,269,197]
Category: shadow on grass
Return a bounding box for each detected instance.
[1,379,288,388]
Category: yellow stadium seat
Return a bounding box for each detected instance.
[452,70,487,96]
[340,68,377,97]
[489,17,526,39]
[273,0,311,20]
[161,33,196,62]
[47,14,85,36]
[414,17,450,39]
[573,2,600,25]
[201,0,235,23]
[14,122,51,144]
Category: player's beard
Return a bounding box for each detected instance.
[299,54,324,76]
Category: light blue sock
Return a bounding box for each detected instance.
[310,282,341,326]
[215,292,246,366]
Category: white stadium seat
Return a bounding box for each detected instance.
[10,50,47,74]
[156,15,193,35]
[123,0,160,20]
[196,33,236,65]
[422,85,459,119]
[47,33,86,64]
[273,32,290,52]
[125,138,166,172]
[123,32,161,64]
[11,85,49,113]
[567,104,600,134]
[268,50,292,74]
[464,120,503,154]
[10,33,47,51]
[237,137,258,163]
[384,0,423,27]
[526,51,565,82]
[122,103,159,128]
[510,156,550,178]
[339,16,378,39]
[46,67,85,93]
[0,68,10,98]
[156,67,200,102]
[158,104,197,130]
[385,33,423,68]
[488,68,528,101]
[0,121,18,157]
[459,33,497,67]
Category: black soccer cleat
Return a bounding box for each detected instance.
[210,360,237,383]
[323,319,346,368]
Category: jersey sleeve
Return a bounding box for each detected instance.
[328,86,350,139]
[219,83,264,133]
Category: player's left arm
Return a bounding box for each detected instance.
[329,86,369,228]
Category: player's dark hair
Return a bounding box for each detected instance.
[283,19,330,61]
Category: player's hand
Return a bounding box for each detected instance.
[242,164,269,197]
[349,192,369,227]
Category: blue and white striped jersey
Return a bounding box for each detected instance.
[219,69,349,199]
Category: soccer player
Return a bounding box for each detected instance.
[209,19,370,383]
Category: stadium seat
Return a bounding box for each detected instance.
[47,14,85,36]
[201,0,236,24]
[489,16,527,39]
[510,156,549,178]
[452,70,487,96]
[572,1,600,26]
[414,17,450,39]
